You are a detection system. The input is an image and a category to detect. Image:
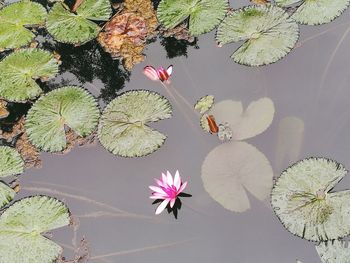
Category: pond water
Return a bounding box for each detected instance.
[2,0,350,262]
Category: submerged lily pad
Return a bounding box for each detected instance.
[0,146,24,178]
[0,195,70,263]
[316,241,350,263]
[157,0,228,36]
[98,90,172,157]
[271,158,350,241]
[194,95,214,114]
[47,0,112,44]
[25,86,100,152]
[0,49,59,102]
[202,141,273,212]
[275,0,350,25]
[0,182,15,209]
[0,1,47,50]
[216,5,299,66]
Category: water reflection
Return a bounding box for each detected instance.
[160,37,199,59]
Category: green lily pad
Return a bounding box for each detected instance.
[0,1,47,50]
[25,86,100,152]
[98,90,172,157]
[46,0,112,44]
[0,182,15,209]
[0,146,24,178]
[216,5,299,66]
[157,0,228,36]
[194,95,214,114]
[316,241,350,263]
[0,195,70,263]
[275,0,350,25]
[0,49,59,102]
[271,157,350,241]
[202,141,273,212]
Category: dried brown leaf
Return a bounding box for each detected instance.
[0,100,9,119]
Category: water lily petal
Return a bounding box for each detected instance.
[166,171,173,186]
[170,198,176,208]
[174,170,181,190]
[149,195,166,200]
[155,199,170,215]
[143,66,159,81]
[155,178,166,187]
[149,186,167,195]
[162,173,167,184]
[179,181,188,193]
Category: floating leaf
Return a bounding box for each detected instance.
[98,90,172,157]
[0,195,70,263]
[200,98,274,140]
[46,0,112,44]
[0,49,59,102]
[216,5,299,66]
[202,141,273,212]
[25,86,100,152]
[316,241,350,263]
[0,146,24,178]
[275,0,350,25]
[271,158,350,241]
[0,99,9,119]
[194,95,214,114]
[0,1,47,50]
[0,182,15,209]
[157,0,228,36]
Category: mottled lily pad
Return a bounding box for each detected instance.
[0,1,47,50]
[0,49,59,102]
[25,86,100,152]
[0,146,24,178]
[271,158,350,241]
[98,90,172,157]
[202,141,273,212]
[275,0,350,25]
[194,95,214,114]
[0,182,15,209]
[216,5,299,66]
[46,0,112,44]
[157,0,229,36]
[316,241,350,263]
[0,195,70,263]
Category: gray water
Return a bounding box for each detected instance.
[11,1,350,262]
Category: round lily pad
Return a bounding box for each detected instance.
[202,141,273,212]
[98,90,173,157]
[216,5,299,66]
[0,49,59,102]
[157,0,229,36]
[316,240,350,263]
[276,0,350,25]
[194,95,214,114]
[46,0,112,44]
[0,182,15,209]
[0,195,70,263]
[271,157,350,241]
[0,146,24,178]
[0,1,47,50]
[25,86,100,152]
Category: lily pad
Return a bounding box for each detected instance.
[0,195,70,263]
[200,98,274,140]
[0,182,15,209]
[25,86,100,152]
[0,1,47,50]
[316,241,350,263]
[98,90,172,157]
[275,0,350,25]
[157,0,229,36]
[0,49,59,102]
[201,141,273,212]
[46,0,112,44]
[271,157,350,241]
[0,146,24,178]
[194,95,214,114]
[216,5,299,66]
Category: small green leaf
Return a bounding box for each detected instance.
[157,0,228,36]
[46,0,112,44]
[0,49,59,102]
[0,182,15,209]
[216,5,299,66]
[0,146,24,178]
[271,157,350,241]
[25,86,100,152]
[0,196,70,263]
[316,241,350,263]
[98,90,172,157]
[0,1,47,50]
[194,95,214,114]
[275,0,350,25]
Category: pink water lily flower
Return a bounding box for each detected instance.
[149,170,188,215]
